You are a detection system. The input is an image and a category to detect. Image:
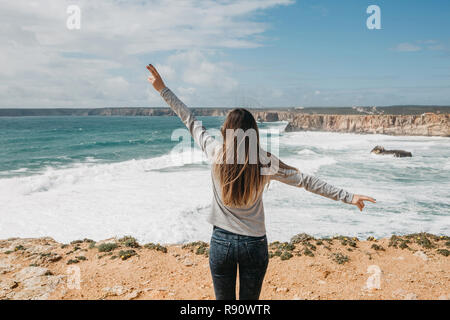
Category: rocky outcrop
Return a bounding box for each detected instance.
[285,113,450,137]
[252,111,294,122]
[371,146,412,157]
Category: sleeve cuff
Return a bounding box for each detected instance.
[160,87,170,97]
[345,193,354,204]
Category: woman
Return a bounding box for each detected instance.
[146,64,376,300]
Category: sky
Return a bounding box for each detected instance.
[1,0,449,108]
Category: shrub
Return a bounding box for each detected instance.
[119,250,137,260]
[280,251,293,260]
[405,233,434,249]
[182,241,209,256]
[332,253,349,264]
[388,235,410,249]
[98,243,118,252]
[371,244,385,251]
[144,243,168,253]
[437,249,450,257]
[119,236,140,248]
[290,233,314,244]
[303,248,315,257]
[333,236,357,248]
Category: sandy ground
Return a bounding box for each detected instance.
[0,233,449,300]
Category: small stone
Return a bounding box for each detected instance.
[392,288,407,298]
[183,259,194,267]
[0,279,19,290]
[413,251,428,261]
[403,293,417,300]
[276,287,289,293]
[102,285,127,296]
[124,290,141,300]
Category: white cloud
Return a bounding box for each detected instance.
[417,40,438,44]
[393,43,422,52]
[428,44,445,51]
[167,51,237,89]
[0,0,293,108]
[392,40,447,54]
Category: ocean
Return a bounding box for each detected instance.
[0,116,449,244]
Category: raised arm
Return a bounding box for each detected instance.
[267,154,375,211]
[147,64,219,160]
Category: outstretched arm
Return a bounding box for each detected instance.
[147,64,218,160]
[269,155,375,211]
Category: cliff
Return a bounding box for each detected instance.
[284,113,450,137]
[252,111,295,122]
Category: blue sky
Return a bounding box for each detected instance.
[1,0,449,108]
[235,0,450,107]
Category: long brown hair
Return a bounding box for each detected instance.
[213,108,270,208]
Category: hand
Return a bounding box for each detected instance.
[351,194,376,212]
[146,64,166,93]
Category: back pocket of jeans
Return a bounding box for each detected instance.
[209,238,231,264]
[245,238,268,267]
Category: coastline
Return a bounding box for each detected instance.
[1,233,448,300]
[1,108,448,137]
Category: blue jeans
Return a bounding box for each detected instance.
[209,226,269,300]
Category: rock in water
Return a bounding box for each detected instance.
[371,146,412,157]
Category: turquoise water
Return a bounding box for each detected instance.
[0,116,449,243]
[0,116,223,176]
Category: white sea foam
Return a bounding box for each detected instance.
[282,156,337,174]
[0,149,213,244]
[297,149,317,155]
[0,131,448,243]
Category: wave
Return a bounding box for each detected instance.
[0,148,214,243]
[1,148,208,195]
[281,156,337,174]
[297,149,317,155]
[0,130,448,244]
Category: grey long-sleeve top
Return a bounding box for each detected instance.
[160,87,354,236]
